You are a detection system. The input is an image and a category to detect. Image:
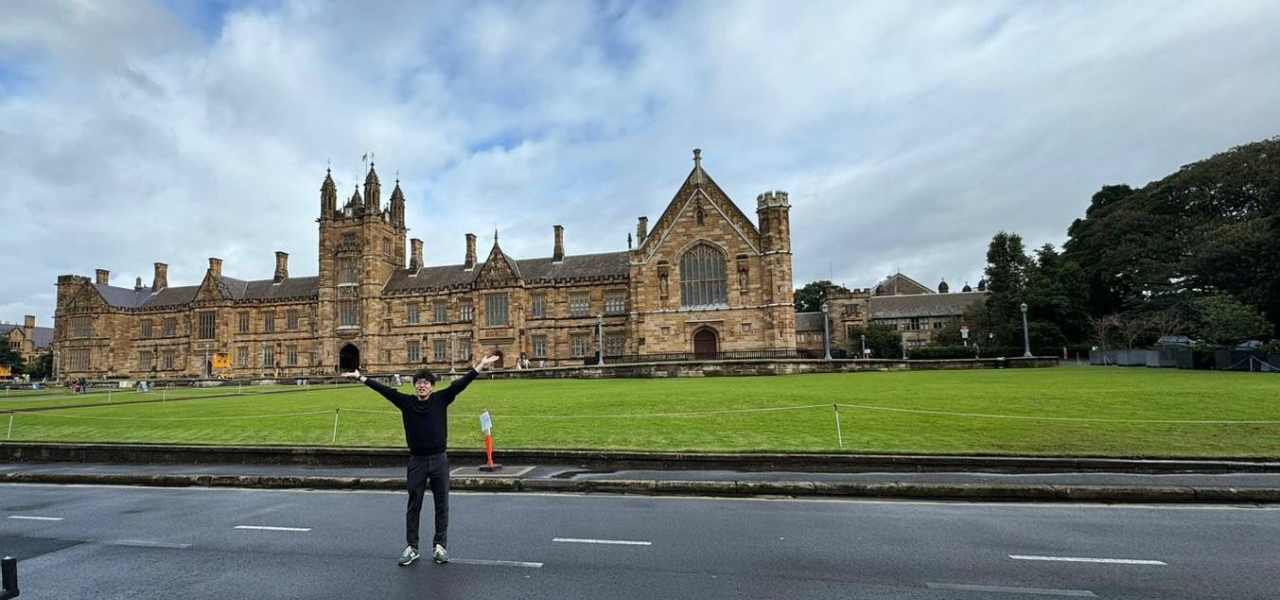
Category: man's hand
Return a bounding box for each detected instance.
[342,369,362,381]
[474,353,501,372]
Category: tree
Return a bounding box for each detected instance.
[0,340,24,376]
[794,280,851,313]
[1089,315,1120,349]
[840,324,901,359]
[1193,294,1272,344]
[1026,244,1091,346]
[23,353,53,380]
[983,232,1037,345]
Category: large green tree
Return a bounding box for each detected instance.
[0,340,24,376]
[1194,294,1272,344]
[1064,138,1280,337]
[840,324,902,359]
[793,280,851,313]
[983,232,1034,345]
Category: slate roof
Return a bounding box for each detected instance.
[91,276,320,310]
[0,324,17,337]
[873,273,934,296]
[31,327,54,349]
[384,251,630,294]
[868,291,988,319]
[795,312,827,332]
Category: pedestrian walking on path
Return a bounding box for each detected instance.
[344,351,501,566]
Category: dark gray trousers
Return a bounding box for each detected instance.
[406,452,449,549]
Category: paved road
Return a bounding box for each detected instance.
[2,484,1277,599]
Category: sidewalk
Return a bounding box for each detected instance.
[3,453,1279,504]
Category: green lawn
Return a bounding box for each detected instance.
[3,367,1279,458]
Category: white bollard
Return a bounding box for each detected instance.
[331,409,341,443]
[6,413,13,440]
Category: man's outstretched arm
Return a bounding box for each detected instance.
[342,369,407,409]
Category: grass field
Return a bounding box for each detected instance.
[2,367,1278,458]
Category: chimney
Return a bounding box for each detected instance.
[24,315,35,330]
[636,217,648,245]
[209,257,222,278]
[152,262,168,292]
[464,233,477,270]
[135,276,143,290]
[410,238,423,270]
[95,269,110,286]
[553,225,564,263]
[274,251,289,283]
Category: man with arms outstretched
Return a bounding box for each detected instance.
[344,351,500,566]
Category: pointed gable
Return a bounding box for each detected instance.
[638,149,762,262]
[474,233,522,288]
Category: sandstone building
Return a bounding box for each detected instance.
[52,151,796,379]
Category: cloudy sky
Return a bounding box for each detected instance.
[2,0,1278,326]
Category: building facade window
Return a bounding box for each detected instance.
[286,345,298,366]
[531,335,547,359]
[460,340,472,362]
[485,293,509,326]
[287,310,300,330]
[531,294,547,318]
[70,316,93,339]
[569,292,590,318]
[604,291,626,315]
[407,303,420,324]
[139,351,153,371]
[238,312,250,333]
[162,349,175,370]
[140,320,153,339]
[434,302,448,324]
[339,257,358,284]
[264,313,276,333]
[605,333,625,357]
[433,339,448,362]
[163,317,177,337]
[570,335,590,358]
[459,302,474,322]
[339,301,359,328]
[680,244,728,307]
[407,341,420,363]
[197,311,216,340]
[237,346,249,368]
[263,346,275,368]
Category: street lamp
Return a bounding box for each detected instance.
[860,334,866,359]
[449,332,457,374]
[1020,302,1032,357]
[901,331,908,360]
[596,314,605,366]
[820,302,832,360]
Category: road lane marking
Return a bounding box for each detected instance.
[7,515,63,521]
[927,583,1096,597]
[553,537,651,546]
[101,540,192,549]
[452,558,543,568]
[234,525,311,532]
[1010,555,1167,565]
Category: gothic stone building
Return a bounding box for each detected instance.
[52,150,796,379]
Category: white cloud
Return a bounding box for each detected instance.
[1,0,1278,326]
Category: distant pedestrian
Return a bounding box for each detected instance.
[344,351,501,566]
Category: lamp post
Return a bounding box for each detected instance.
[260,342,266,378]
[449,332,457,374]
[860,334,866,359]
[203,344,210,378]
[1020,302,1032,357]
[820,302,832,360]
[596,314,605,366]
[901,331,908,360]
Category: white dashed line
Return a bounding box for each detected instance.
[553,537,651,546]
[7,515,63,521]
[1010,555,1167,565]
[234,525,311,532]
[101,540,192,549]
[927,583,1097,597]
[451,558,543,568]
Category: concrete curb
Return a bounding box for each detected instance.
[3,442,1277,473]
[3,472,1277,503]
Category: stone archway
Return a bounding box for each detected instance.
[339,344,361,372]
[693,328,719,360]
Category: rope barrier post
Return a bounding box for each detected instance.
[6,413,13,440]
[331,409,340,444]
[107,390,112,403]
[162,388,166,402]
[833,404,844,449]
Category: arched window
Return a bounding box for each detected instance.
[680,244,727,307]
[695,207,705,226]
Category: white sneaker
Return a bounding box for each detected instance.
[432,544,450,564]
[398,546,420,566]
